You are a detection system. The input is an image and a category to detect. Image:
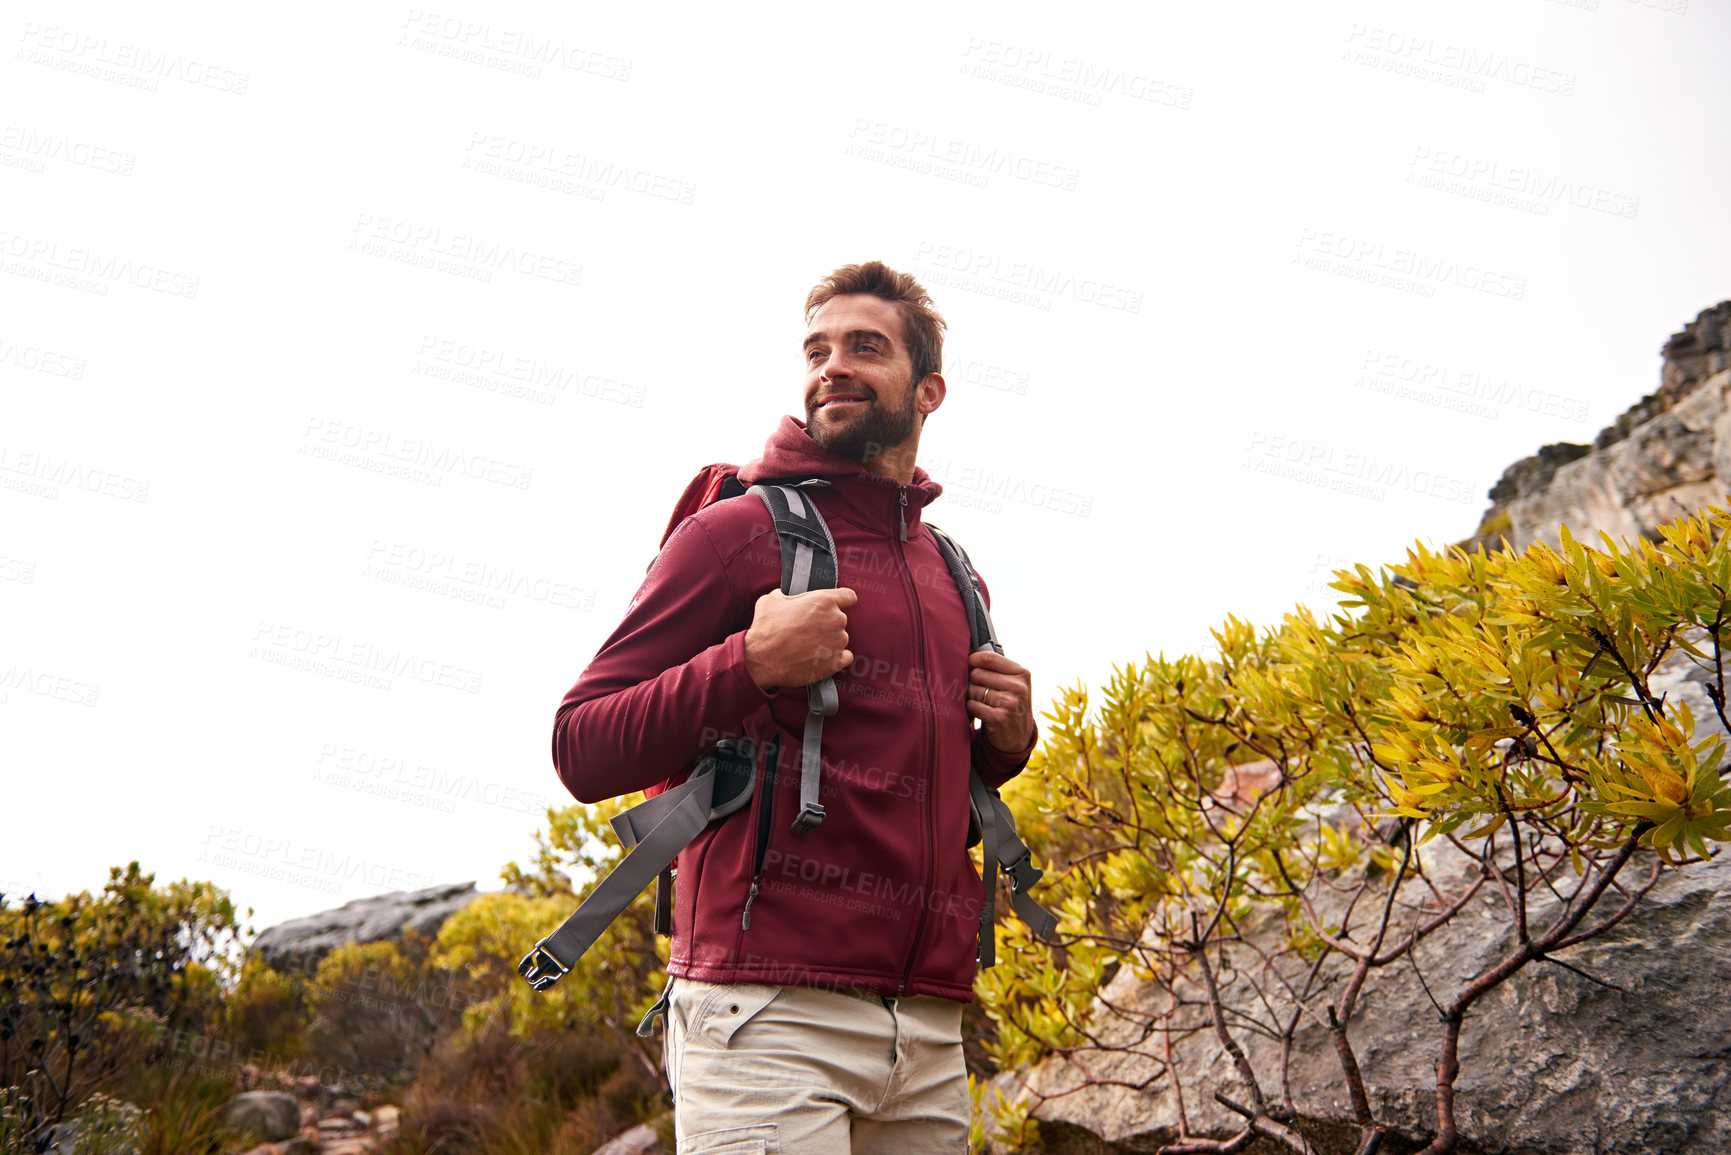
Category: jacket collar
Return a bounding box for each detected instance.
[737,415,943,537]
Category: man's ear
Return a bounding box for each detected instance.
[917,372,947,418]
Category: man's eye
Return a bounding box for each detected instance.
[806,348,825,362]
[856,343,878,354]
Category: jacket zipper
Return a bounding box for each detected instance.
[893,485,934,995]
[741,735,779,930]
[898,487,908,542]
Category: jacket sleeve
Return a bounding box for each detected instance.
[552,515,773,804]
[973,722,1039,791]
[968,566,1039,791]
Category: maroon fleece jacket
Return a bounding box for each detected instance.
[551,416,1037,1001]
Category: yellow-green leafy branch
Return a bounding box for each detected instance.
[979,500,1731,1155]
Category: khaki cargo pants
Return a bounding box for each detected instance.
[664,977,971,1153]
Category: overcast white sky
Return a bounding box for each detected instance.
[5,0,1729,935]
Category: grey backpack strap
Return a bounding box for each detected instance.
[519,769,717,990]
[926,525,1002,655]
[653,869,674,937]
[748,482,841,835]
[607,784,691,937]
[519,740,762,990]
[931,523,1060,965]
[968,772,1060,967]
[796,680,839,834]
[971,778,1059,951]
[970,773,1001,968]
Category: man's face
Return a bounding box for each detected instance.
[802,294,922,462]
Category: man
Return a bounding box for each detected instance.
[552,261,1037,1153]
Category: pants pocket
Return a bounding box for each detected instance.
[681,1123,778,1153]
[690,982,784,1050]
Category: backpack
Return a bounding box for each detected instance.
[517,465,1058,997]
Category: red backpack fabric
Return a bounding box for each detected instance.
[658,464,747,549]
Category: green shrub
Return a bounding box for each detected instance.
[0,863,243,1140]
[128,1068,244,1155]
[381,795,672,1152]
[303,934,457,1082]
[447,796,665,1061]
[980,507,1731,1152]
[223,954,309,1062]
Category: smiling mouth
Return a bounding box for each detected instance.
[820,396,871,408]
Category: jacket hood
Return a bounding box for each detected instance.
[738,415,944,507]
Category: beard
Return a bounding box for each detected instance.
[807,384,920,463]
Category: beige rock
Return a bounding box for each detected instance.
[225,1092,302,1143]
[318,1141,375,1155]
[1016,772,1731,1153]
[593,1116,667,1155]
[1469,301,1731,556]
[1508,368,1731,553]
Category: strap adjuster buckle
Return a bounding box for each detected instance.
[517,942,569,991]
[1005,853,1043,893]
[790,802,826,835]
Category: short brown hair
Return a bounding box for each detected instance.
[804,261,946,387]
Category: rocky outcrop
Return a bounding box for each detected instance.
[998,306,1731,1154]
[249,883,478,974]
[225,1091,302,1141]
[1501,375,1730,553]
[1021,824,1731,1144]
[1014,642,1731,1155]
[1462,301,1731,555]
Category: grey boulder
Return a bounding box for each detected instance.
[1018,832,1731,1154]
[224,1090,305,1142]
[249,882,477,973]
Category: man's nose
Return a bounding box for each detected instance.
[820,350,853,378]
